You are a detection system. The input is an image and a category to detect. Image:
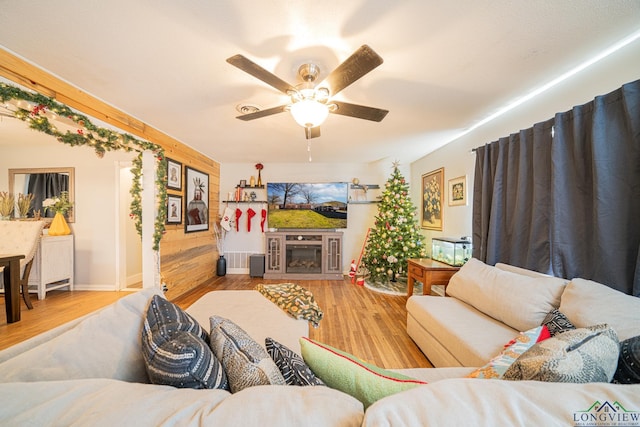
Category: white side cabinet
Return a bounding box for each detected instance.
[28,234,74,300]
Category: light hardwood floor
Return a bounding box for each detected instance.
[0,275,433,369]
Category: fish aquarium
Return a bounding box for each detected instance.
[431,237,472,267]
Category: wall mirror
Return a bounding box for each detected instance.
[9,167,75,222]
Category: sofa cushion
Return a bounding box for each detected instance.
[0,287,162,384]
[0,379,365,427]
[141,295,228,390]
[209,316,286,393]
[613,335,640,384]
[503,324,619,383]
[363,378,640,427]
[299,337,427,409]
[406,295,518,367]
[467,326,550,379]
[265,337,324,386]
[447,258,566,331]
[559,278,640,341]
[541,308,576,337]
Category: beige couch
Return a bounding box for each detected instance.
[407,258,640,368]
[0,278,638,426]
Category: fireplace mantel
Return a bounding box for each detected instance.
[264,231,343,280]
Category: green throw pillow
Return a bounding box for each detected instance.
[299,337,427,408]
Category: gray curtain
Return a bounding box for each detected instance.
[26,173,69,218]
[473,79,640,296]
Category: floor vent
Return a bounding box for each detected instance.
[224,251,259,274]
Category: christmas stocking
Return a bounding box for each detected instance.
[235,208,242,232]
[220,206,234,231]
[246,207,256,232]
[261,208,267,232]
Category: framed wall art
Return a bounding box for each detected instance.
[166,195,182,224]
[166,158,182,191]
[185,166,209,233]
[448,175,467,206]
[422,167,444,231]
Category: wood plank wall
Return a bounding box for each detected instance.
[0,48,220,298]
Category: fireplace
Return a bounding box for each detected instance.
[264,231,343,280]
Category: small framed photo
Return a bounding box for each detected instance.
[166,195,182,224]
[422,167,444,231]
[448,175,468,206]
[185,166,209,233]
[239,179,247,188]
[166,158,182,191]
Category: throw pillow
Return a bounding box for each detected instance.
[541,308,576,337]
[467,326,550,379]
[503,324,620,383]
[210,315,286,393]
[141,295,228,390]
[613,335,640,384]
[299,337,427,409]
[265,337,325,386]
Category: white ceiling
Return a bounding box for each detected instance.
[1,1,639,164]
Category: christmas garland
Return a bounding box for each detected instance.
[0,82,167,250]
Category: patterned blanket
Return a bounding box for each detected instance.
[256,283,324,328]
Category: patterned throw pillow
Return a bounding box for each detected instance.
[613,335,640,384]
[299,337,427,409]
[265,337,325,386]
[503,324,620,383]
[209,316,286,393]
[256,283,324,328]
[541,308,576,337]
[467,326,550,379]
[141,295,228,390]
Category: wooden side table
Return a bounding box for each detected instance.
[407,258,460,296]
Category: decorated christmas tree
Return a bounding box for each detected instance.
[362,162,426,283]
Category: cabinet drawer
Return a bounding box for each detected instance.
[408,264,425,279]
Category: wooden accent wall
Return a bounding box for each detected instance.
[0,48,220,298]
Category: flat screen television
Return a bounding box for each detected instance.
[267,182,348,229]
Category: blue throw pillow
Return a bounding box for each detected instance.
[141,295,228,390]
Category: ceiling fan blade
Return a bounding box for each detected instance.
[227,54,296,94]
[305,126,321,139]
[235,105,287,121]
[330,101,389,122]
[320,45,383,96]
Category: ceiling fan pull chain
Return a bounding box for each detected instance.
[307,140,312,162]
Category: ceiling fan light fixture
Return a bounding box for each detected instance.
[289,98,329,128]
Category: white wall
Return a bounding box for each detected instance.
[220,160,415,273]
[0,136,137,289]
[410,36,640,255]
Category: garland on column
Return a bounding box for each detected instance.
[0,82,167,250]
[361,161,426,283]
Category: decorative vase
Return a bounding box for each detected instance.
[216,255,227,276]
[49,212,71,236]
[257,170,262,187]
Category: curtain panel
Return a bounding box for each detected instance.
[473,79,640,296]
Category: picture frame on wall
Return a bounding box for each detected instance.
[448,175,468,206]
[166,195,182,224]
[422,167,444,231]
[166,158,182,191]
[185,166,209,233]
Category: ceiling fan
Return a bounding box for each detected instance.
[226,45,389,139]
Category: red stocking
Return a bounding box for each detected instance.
[261,209,267,232]
[246,208,256,232]
[235,208,242,232]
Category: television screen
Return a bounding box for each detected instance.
[267,182,348,229]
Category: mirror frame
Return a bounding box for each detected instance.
[9,167,75,222]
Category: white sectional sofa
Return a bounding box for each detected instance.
[0,267,638,426]
[406,258,640,369]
